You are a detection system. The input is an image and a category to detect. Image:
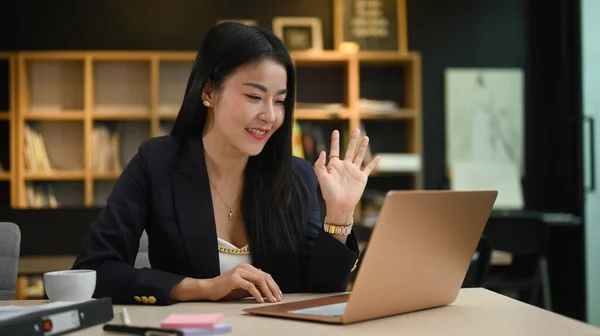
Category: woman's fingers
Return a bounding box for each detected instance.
[353,136,370,166]
[232,274,264,303]
[315,150,326,167]
[343,128,360,161]
[314,151,328,178]
[329,130,341,158]
[254,274,278,303]
[236,265,280,303]
[261,271,282,301]
[362,155,381,175]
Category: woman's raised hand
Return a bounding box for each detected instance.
[313,128,380,221]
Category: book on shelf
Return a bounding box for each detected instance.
[24,124,52,173]
[292,121,304,158]
[305,122,328,163]
[292,121,330,163]
[292,121,369,164]
[92,125,122,173]
[25,182,59,208]
[358,98,399,115]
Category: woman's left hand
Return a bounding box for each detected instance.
[314,128,381,225]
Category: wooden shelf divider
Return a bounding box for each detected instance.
[84,55,94,207]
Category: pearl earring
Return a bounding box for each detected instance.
[203,100,211,107]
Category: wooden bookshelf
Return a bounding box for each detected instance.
[5,50,421,209]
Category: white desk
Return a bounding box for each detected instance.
[4,288,599,335]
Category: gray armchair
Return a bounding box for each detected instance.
[0,222,21,300]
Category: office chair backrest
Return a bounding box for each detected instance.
[0,222,21,300]
[482,215,553,310]
[484,217,549,257]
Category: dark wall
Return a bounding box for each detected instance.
[406,0,527,191]
[525,0,585,321]
[9,0,335,51]
[0,0,16,51]
[1,0,586,321]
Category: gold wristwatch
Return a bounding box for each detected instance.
[323,216,354,236]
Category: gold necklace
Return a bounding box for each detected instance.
[218,245,250,255]
[208,178,237,220]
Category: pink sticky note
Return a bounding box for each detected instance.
[160,313,223,329]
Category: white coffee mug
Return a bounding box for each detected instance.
[43,270,96,302]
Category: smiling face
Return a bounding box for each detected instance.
[202,58,288,157]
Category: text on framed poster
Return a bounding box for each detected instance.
[334,0,407,52]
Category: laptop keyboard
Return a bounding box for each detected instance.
[288,302,348,317]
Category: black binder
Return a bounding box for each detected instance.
[0,298,114,336]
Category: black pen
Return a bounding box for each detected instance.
[103,323,185,336]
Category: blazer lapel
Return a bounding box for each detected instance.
[170,136,220,279]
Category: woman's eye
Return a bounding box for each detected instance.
[276,100,286,105]
[246,95,261,101]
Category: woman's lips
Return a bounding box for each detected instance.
[246,128,269,141]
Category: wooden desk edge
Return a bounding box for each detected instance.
[2,289,600,336]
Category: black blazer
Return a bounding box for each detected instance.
[72,135,359,306]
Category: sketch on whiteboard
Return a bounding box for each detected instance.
[444,68,524,175]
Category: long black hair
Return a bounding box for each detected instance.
[171,22,309,272]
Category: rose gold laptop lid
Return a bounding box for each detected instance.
[340,190,498,323]
[243,190,497,324]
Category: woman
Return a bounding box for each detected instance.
[72,22,380,306]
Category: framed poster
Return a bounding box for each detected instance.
[333,0,407,52]
[444,68,525,176]
[272,17,324,51]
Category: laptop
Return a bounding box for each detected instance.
[243,190,498,324]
